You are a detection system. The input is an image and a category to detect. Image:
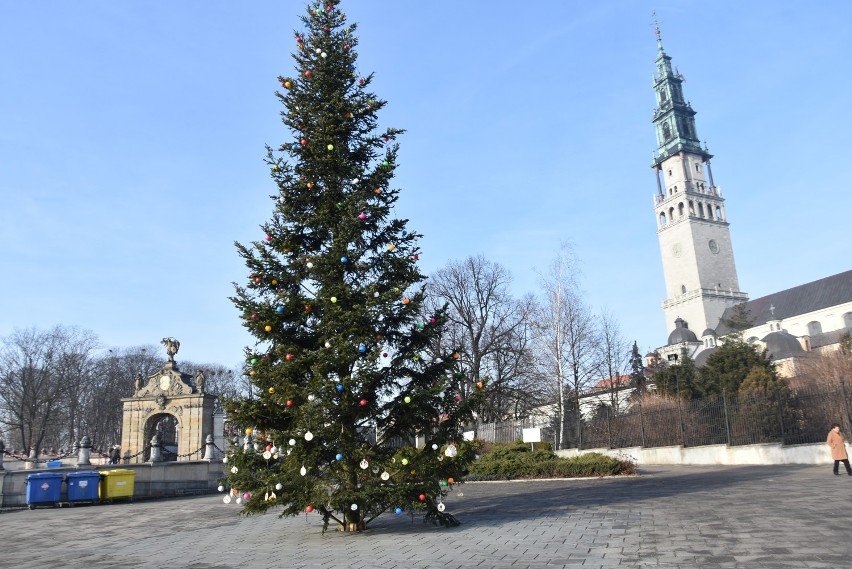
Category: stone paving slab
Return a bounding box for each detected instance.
[1,465,850,568]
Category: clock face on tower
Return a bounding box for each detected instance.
[708,239,719,254]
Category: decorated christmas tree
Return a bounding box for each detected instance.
[221,0,479,532]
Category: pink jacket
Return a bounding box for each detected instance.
[827,430,848,460]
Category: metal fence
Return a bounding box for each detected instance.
[465,380,852,451]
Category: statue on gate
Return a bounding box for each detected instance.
[161,337,180,363]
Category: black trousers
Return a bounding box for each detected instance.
[833,459,852,474]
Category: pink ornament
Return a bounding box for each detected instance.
[305,70,312,77]
[429,317,436,324]
[265,234,272,241]
[454,395,461,401]
[243,492,251,500]
[358,212,366,220]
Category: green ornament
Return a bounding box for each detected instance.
[251,358,258,365]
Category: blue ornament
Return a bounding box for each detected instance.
[402,231,407,236]
[340,256,348,263]
[292,143,299,150]
[394,507,403,515]
[276,306,284,313]
[358,344,366,353]
[336,384,344,392]
[335,453,343,461]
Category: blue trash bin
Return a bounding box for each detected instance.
[26,472,64,509]
[66,471,101,505]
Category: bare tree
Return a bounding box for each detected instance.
[426,255,539,422]
[595,310,631,414]
[0,326,97,453]
[533,246,598,449]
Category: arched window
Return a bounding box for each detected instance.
[715,205,723,220]
[707,203,714,219]
[678,202,685,217]
[659,212,667,226]
[747,336,759,344]
[662,123,672,140]
[669,206,675,220]
[843,312,852,329]
[688,201,695,216]
[681,284,687,294]
[807,321,823,336]
[698,203,705,217]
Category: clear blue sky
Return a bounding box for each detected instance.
[2,1,850,369]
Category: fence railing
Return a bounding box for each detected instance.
[465,381,852,451]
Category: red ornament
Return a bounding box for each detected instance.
[296,36,302,43]
[429,317,436,324]
[454,395,461,401]
[382,352,388,358]
[306,505,314,513]
[447,477,455,484]
[383,136,389,142]
[358,78,365,85]
[255,277,262,283]
[418,494,426,502]
[300,139,307,145]
[305,305,312,312]
[251,313,258,320]
[266,444,272,451]
[286,399,294,407]
[286,353,294,361]
[413,254,419,261]
[323,26,330,32]
[359,399,368,406]
[305,70,312,77]
[343,45,350,51]
[265,234,272,241]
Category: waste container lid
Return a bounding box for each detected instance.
[27,472,64,480]
[102,469,135,475]
[67,471,101,478]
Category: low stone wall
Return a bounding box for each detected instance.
[555,441,841,465]
[0,460,223,509]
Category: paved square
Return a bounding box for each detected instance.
[2,465,849,568]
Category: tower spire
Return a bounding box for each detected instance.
[652,11,663,52]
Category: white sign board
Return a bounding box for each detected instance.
[462,430,475,442]
[522,428,541,443]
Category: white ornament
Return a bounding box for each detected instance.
[321,52,327,58]
[324,341,331,348]
[315,48,321,53]
[222,456,228,464]
[308,394,316,401]
[263,450,272,459]
[287,449,292,455]
[373,291,379,298]
[300,466,307,476]
[275,483,283,490]
[351,503,358,511]
[437,502,446,512]
[307,262,314,269]
[431,444,438,450]
[231,466,239,473]
[270,446,278,454]
[289,438,296,446]
[236,497,243,505]
[304,431,314,441]
[217,485,225,492]
[380,471,390,481]
[223,495,232,504]
[359,459,369,469]
[444,444,458,458]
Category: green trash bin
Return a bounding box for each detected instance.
[99,469,135,502]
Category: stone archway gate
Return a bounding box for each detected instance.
[120,338,217,463]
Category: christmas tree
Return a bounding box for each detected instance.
[221,0,479,532]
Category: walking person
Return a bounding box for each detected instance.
[826,423,852,476]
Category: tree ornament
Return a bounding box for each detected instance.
[402,297,410,305]
[283,81,291,88]
[304,431,314,441]
[335,453,343,461]
[306,181,314,188]
[305,70,312,77]
[444,444,458,458]
[306,261,314,268]
[403,396,411,404]
[336,384,344,392]
[264,325,272,332]
[394,507,402,515]
[300,465,307,476]
[327,144,334,150]
[275,483,283,490]
[401,458,409,466]
[306,505,314,513]
[373,291,380,297]
[223,495,231,504]
[268,387,275,394]
[358,212,366,220]
[359,459,369,469]
[255,277,262,283]
[300,138,307,145]
[381,472,390,481]
[289,438,296,446]
[350,503,358,511]
[447,477,455,484]
[330,296,337,303]
[286,353,294,361]
[340,256,348,263]
[305,305,312,312]
[217,485,224,492]
[277,306,284,313]
[418,494,426,502]
[358,344,366,353]
[265,234,272,241]
[432,444,439,450]
[263,450,272,459]
[360,399,368,406]
[324,341,331,348]
[437,502,446,512]
[286,399,294,407]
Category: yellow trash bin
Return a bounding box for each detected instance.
[99,469,136,502]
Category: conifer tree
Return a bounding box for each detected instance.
[221,0,478,532]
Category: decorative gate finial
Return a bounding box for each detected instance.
[161,337,180,363]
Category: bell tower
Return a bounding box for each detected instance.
[650,24,747,337]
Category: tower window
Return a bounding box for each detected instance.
[695,163,701,172]
[688,201,695,216]
[659,212,667,226]
[715,205,722,220]
[681,285,687,294]
[668,169,672,177]
[698,203,705,217]
[678,202,685,217]
[673,185,677,193]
